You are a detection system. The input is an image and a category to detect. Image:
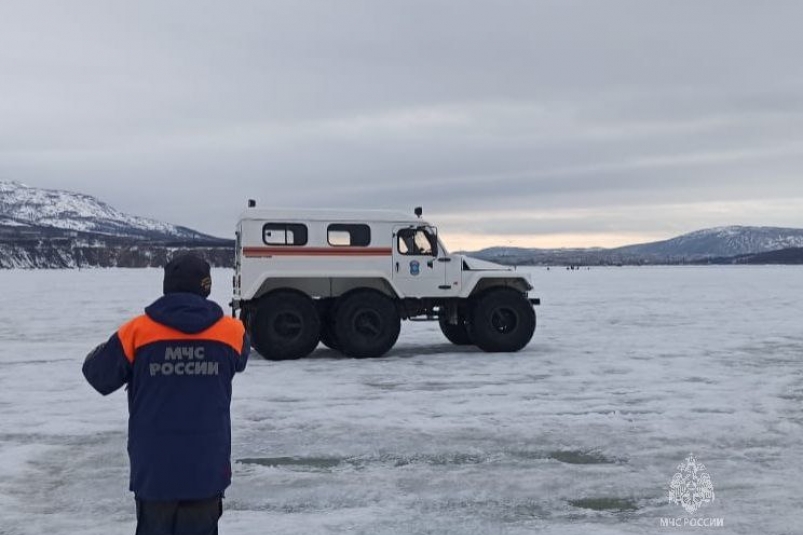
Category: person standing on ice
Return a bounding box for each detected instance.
[82,253,249,535]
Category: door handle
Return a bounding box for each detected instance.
[395,262,399,272]
[437,257,451,263]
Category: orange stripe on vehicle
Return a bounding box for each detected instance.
[117,315,245,363]
[243,246,392,257]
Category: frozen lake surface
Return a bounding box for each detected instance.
[0,266,801,534]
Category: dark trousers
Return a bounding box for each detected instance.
[135,496,222,535]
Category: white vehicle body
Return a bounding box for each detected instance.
[233,206,538,360]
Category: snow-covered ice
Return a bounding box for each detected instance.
[1,266,802,534]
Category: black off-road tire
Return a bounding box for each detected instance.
[334,291,400,358]
[470,289,535,352]
[251,291,321,360]
[438,315,473,345]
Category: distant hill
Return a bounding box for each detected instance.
[0,181,232,268]
[613,226,803,259]
[466,226,803,266]
[0,181,221,241]
[702,247,803,265]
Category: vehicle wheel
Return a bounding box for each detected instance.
[334,291,400,358]
[251,291,320,360]
[439,315,473,345]
[470,289,535,352]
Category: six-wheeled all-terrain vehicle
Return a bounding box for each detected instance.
[231,204,539,360]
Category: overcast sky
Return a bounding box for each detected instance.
[2,1,803,249]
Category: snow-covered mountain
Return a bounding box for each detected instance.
[0,181,219,241]
[614,226,803,258]
[0,181,232,268]
[467,226,803,265]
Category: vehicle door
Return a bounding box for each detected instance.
[392,226,446,296]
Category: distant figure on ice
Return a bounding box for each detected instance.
[82,253,249,535]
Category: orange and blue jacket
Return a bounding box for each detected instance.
[82,293,249,501]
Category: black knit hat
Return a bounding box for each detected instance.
[163,253,212,297]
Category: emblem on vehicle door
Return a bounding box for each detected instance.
[409,260,420,276]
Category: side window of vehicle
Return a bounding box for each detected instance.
[397,228,434,256]
[263,223,308,246]
[328,224,371,247]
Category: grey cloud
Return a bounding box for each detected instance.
[2,1,803,244]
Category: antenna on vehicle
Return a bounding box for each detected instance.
[414,206,423,218]
[248,199,256,208]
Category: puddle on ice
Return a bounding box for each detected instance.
[545,450,620,465]
[237,456,344,471]
[237,453,491,472]
[569,497,639,512]
[238,448,621,473]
